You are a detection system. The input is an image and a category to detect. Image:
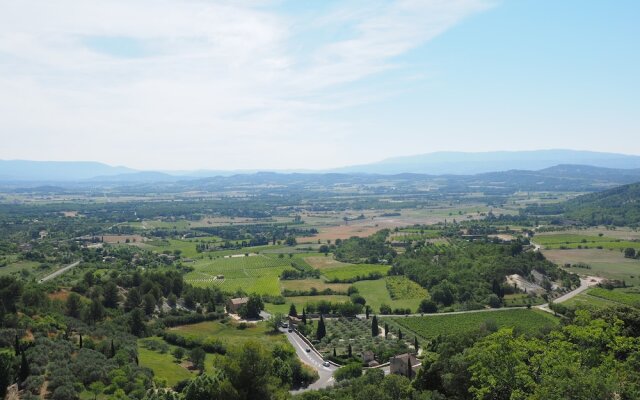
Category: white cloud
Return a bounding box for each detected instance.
[0,0,491,170]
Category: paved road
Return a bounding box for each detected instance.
[537,276,602,312]
[281,328,338,392]
[38,261,80,283]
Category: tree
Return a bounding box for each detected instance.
[487,294,502,309]
[129,308,146,336]
[334,363,362,382]
[288,304,298,317]
[624,247,636,258]
[414,337,419,353]
[79,333,83,348]
[89,381,105,400]
[316,315,326,341]
[167,293,177,308]
[418,299,437,313]
[124,288,142,312]
[110,339,116,358]
[183,372,238,400]
[239,295,264,319]
[18,351,29,383]
[398,329,403,340]
[268,313,284,332]
[365,305,370,319]
[0,351,14,398]
[102,282,120,308]
[384,323,389,339]
[87,298,105,323]
[301,308,307,325]
[173,347,185,362]
[143,293,156,315]
[190,347,206,372]
[348,343,352,358]
[371,315,379,337]
[66,292,83,318]
[380,304,392,315]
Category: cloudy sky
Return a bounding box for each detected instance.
[0,0,638,170]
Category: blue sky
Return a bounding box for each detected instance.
[0,0,638,170]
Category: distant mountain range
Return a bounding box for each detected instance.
[334,150,640,175]
[3,150,640,182]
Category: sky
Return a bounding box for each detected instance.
[0,0,638,171]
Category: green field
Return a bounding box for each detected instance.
[0,259,41,277]
[184,255,292,295]
[167,320,287,349]
[385,309,559,340]
[355,279,423,313]
[137,340,195,386]
[535,233,640,251]
[562,293,622,310]
[322,264,390,281]
[264,295,350,315]
[587,287,640,307]
[544,249,640,285]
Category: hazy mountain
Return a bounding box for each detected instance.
[335,150,640,175]
[0,160,134,181]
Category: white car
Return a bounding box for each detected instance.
[322,361,330,367]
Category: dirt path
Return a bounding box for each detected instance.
[38,261,80,283]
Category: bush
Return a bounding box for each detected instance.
[334,363,363,382]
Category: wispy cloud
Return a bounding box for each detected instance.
[0,0,491,169]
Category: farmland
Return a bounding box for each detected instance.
[322,264,390,282]
[385,309,560,340]
[587,287,640,307]
[355,278,424,313]
[543,248,640,285]
[264,295,350,315]
[305,317,410,363]
[166,320,287,349]
[184,254,292,295]
[535,233,640,251]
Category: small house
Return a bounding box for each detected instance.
[227,297,249,314]
[389,353,419,378]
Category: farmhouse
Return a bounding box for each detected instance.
[389,353,419,378]
[226,297,249,313]
[361,350,378,367]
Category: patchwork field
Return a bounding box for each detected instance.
[543,249,640,285]
[184,254,292,295]
[322,264,390,281]
[385,309,559,340]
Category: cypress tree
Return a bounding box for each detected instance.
[110,339,116,358]
[384,323,389,339]
[19,352,29,383]
[348,343,352,358]
[301,308,307,325]
[333,348,337,357]
[316,315,326,341]
[399,329,403,340]
[414,336,419,353]
[371,315,378,337]
[14,334,20,355]
[79,333,83,348]
[407,357,412,378]
[289,304,298,317]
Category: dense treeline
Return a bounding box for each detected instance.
[334,230,397,263]
[390,240,578,309]
[526,182,640,226]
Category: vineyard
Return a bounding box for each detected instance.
[587,287,640,307]
[355,279,423,313]
[385,276,428,300]
[535,233,640,250]
[322,263,390,282]
[307,317,410,363]
[385,309,559,340]
[184,254,292,295]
